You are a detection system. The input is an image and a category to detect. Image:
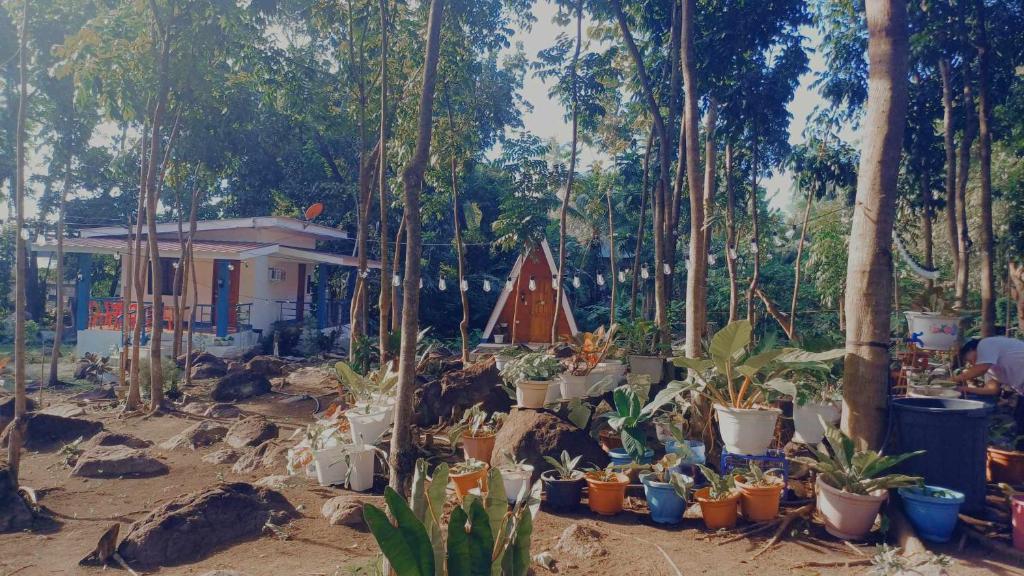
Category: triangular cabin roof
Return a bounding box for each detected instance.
[482,239,578,344]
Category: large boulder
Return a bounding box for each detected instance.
[244,355,289,378]
[89,431,152,449]
[231,440,287,474]
[491,409,608,482]
[283,366,336,391]
[117,482,297,566]
[160,421,229,451]
[414,357,512,427]
[0,464,33,532]
[321,495,377,529]
[0,395,36,431]
[202,448,241,465]
[71,445,169,478]
[191,355,228,380]
[225,416,279,449]
[0,413,102,450]
[211,372,271,402]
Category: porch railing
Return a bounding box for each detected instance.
[86,298,250,335]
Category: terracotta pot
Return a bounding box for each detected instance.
[736,479,784,522]
[451,466,489,500]
[585,472,629,515]
[516,380,550,409]
[694,486,740,530]
[461,433,496,464]
[988,446,1024,484]
[815,475,886,540]
[599,429,622,452]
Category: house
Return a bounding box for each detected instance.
[34,216,379,357]
[481,239,578,344]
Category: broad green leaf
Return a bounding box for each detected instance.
[503,508,533,576]
[410,459,429,523]
[776,347,846,364]
[742,348,786,373]
[467,500,494,576]
[710,320,752,367]
[363,503,427,576]
[384,487,435,576]
[672,356,714,374]
[621,426,647,462]
[567,400,592,429]
[484,467,508,537]
[641,379,702,418]
[447,506,472,576]
[764,378,798,399]
[425,463,450,570]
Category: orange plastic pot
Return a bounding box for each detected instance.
[462,433,496,464]
[988,447,1024,484]
[585,473,629,515]
[451,467,489,500]
[695,486,740,530]
[736,480,783,523]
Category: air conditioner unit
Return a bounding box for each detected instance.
[268,267,286,283]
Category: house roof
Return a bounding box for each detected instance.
[78,216,349,242]
[32,237,380,269]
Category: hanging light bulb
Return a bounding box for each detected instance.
[729,246,738,260]
[438,277,447,291]
[552,276,559,290]
[392,274,400,287]
[618,270,626,283]
[528,276,537,292]
[596,273,605,286]
[360,269,369,278]
[505,278,514,292]
[766,253,774,261]
[785,226,796,239]
[749,241,759,255]
[228,263,235,271]
[641,265,649,280]
[663,263,671,275]
[708,253,717,266]
[419,278,423,289]
[773,234,783,247]
[34,235,46,247]
[113,252,121,261]
[483,279,492,292]
[460,279,468,292]
[172,261,179,269]
[19,228,29,241]
[572,275,581,289]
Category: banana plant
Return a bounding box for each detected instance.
[364,458,537,576]
[602,384,652,462]
[790,424,924,495]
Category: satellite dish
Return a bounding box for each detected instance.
[304,203,324,221]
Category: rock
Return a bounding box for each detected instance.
[160,421,229,450]
[211,371,271,402]
[283,366,336,391]
[71,445,169,478]
[191,360,228,380]
[203,448,241,465]
[117,482,297,566]
[205,403,242,419]
[89,431,152,449]
[0,464,34,532]
[321,495,376,528]
[245,355,289,378]
[253,475,294,490]
[180,402,212,416]
[414,356,512,427]
[39,404,86,418]
[0,413,103,450]
[225,416,279,449]
[68,386,115,402]
[416,349,463,379]
[177,351,221,368]
[232,440,287,474]
[491,409,608,482]
[554,523,608,559]
[0,396,35,431]
[200,572,249,576]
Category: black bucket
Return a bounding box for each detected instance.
[891,397,992,513]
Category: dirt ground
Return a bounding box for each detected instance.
[1,377,1022,576]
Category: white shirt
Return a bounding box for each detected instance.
[976,337,1024,394]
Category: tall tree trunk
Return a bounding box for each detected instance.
[787,184,815,337]
[701,100,718,254]
[444,89,470,362]
[388,0,444,494]
[48,155,71,387]
[842,0,909,449]
[681,0,706,357]
[183,185,203,387]
[954,73,976,309]
[664,0,682,303]
[745,133,760,323]
[631,128,653,320]
[920,157,934,291]
[391,213,405,333]
[1010,262,1024,333]
[607,179,617,326]
[127,151,147,412]
[974,0,995,336]
[552,0,583,343]
[7,0,30,483]
[347,0,370,360]
[377,0,392,359]
[724,143,738,322]
[938,59,958,286]
[613,0,669,342]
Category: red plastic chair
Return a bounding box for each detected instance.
[88,301,104,329]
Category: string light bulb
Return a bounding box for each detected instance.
[596,273,605,286]
[641,265,649,280]
[113,252,121,261]
[663,263,671,275]
[419,278,423,289]
[618,271,626,283]
[35,235,46,247]
[19,228,29,241]
[729,246,738,260]
[505,278,514,292]
[528,276,537,292]
[749,241,759,255]
[785,226,796,239]
[438,278,447,291]
[483,279,492,292]
[772,234,783,247]
[572,275,581,289]
[460,279,468,292]
[708,253,717,266]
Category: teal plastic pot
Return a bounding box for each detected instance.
[898,485,965,543]
[641,473,690,525]
[609,447,653,466]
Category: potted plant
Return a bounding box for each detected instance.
[987,419,1024,484]
[619,319,666,383]
[667,320,843,455]
[314,442,382,491]
[793,425,923,540]
[494,344,528,371]
[694,464,741,530]
[792,369,843,445]
[559,324,619,400]
[733,462,785,522]
[497,453,535,504]
[898,485,965,543]
[542,450,586,510]
[584,465,630,516]
[593,345,628,387]
[640,454,693,525]
[602,385,655,466]
[451,403,505,464]
[904,286,960,351]
[450,458,490,500]
[501,352,563,409]
[336,362,399,445]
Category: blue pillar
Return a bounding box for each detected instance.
[216,260,230,337]
[76,253,93,329]
[317,264,329,329]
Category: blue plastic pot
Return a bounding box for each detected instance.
[664,439,706,465]
[608,447,654,466]
[641,473,690,525]
[898,485,965,543]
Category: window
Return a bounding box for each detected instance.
[147,258,178,296]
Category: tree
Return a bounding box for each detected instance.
[842,0,909,448]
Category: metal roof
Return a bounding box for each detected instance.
[78,216,349,241]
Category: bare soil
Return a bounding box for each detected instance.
[0,382,1021,576]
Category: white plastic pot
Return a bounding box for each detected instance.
[500,464,534,503]
[904,311,959,351]
[494,334,505,344]
[593,361,627,386]
[714,404,781,455]
[560,374,589,400]
[544,380,562,404]
[314,445,349,487]
[314,444,375,491]
[793,402,840,445]
[628,355,664,383]
[815,475,887,540]
[495,357,508,372]
[516,380,550,409]
[348,407,392,445]
[344,445,376,492]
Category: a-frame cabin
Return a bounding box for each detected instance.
[482,239,578,344]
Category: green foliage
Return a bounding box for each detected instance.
[791,425,924,495]
[732,461,782,488]
[500,352,563,383]
[617,319,662,356]
[695,464,737,501]
[334,362,398,406]
[603,385,652,462]
[542,450,584,480]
